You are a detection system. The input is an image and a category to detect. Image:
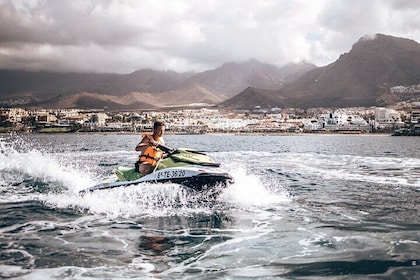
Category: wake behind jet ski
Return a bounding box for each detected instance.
[79,144,234,196]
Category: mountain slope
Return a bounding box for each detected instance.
[188,60,288,97]
[219,87,285,110]
[281,34,420,107]
[221,34,420,109]
[0,70,193,98]
[32,83,226,109]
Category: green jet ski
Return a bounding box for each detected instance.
[80,144,234,196]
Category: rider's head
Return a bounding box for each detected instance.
[153,120,165,137]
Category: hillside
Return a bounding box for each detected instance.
[222,34,420,109]
[0,69,192,100]
[187,60,315,98]
[219,87,284,110]
[281,34,420,108]
[0,61,312,109]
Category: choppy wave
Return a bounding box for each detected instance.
[0,136,96,201]
[1,134,419,279]
[0,136,290,219]
[257,151,420,188]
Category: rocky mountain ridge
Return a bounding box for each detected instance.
[222,34,420,109]
[0,60,314,109]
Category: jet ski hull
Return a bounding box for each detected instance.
[116,165,233,192]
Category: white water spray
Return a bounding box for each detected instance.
[220,167,291,206]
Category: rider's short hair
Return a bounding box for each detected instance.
[154,120,165,130]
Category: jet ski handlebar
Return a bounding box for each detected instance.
[156,143,176,154]
[156,143,212,158]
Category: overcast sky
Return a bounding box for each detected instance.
[1,0,419,74]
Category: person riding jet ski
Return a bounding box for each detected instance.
[135,120,166,176]
[79,120,234,196]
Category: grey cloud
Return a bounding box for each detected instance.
[390,0,420,10]
[0,0,419,73]
[0,0,143,46]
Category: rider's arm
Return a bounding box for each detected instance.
[135,137,150,152]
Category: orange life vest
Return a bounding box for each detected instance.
[138,133,163,166]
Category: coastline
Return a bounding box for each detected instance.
[0,130,395,137]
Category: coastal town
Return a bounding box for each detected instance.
[1,100,419,135]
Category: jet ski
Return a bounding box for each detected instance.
[79,144,234,196]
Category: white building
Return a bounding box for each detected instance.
[8,108,30,123]
[322,111,368,126]
[375,107,401,124]
[304,110,371,132]
[411,109,420,124]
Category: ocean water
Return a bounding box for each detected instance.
[0,133,419,279]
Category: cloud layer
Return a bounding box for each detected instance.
[1,0,419,73]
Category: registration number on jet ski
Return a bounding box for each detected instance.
[156,170,186,179]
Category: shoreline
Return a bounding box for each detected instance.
[0,131,395,137]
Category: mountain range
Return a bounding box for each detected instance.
[0,34,419,109]
[0,60,315,109]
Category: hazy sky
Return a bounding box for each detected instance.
[1,0,419,73]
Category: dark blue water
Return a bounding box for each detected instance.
[1,134,419,279]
